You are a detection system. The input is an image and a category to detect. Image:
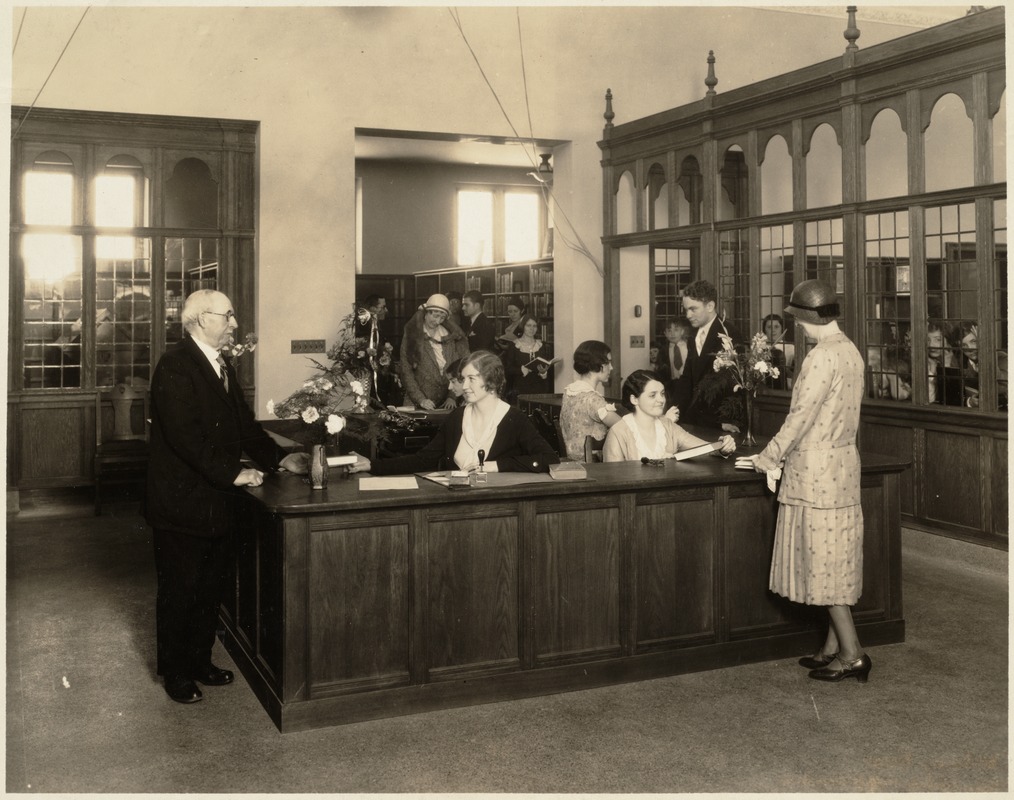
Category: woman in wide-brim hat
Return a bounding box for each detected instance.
[399,293,469,410]
[740,279,872,683]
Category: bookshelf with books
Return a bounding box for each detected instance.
[415,258,553,349]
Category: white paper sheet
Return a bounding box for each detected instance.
[358,476,420,491]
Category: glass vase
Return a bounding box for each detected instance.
[309,443,329,490]
[742,390,758,447]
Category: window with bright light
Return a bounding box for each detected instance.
[457,186,542,266]
[505,191,540,262]
[13,108,253,393]
[457,190,493,266]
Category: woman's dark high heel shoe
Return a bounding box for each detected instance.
[798,652,836,669]
[808,653,872,683]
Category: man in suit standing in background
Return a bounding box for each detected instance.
[681,279,739,429]
[461,289,496,352]
[146,289,306,704]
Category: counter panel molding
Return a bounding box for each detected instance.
[223,456,906,732]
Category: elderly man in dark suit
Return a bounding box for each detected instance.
[681,279,740,429]
[146,289,306,704]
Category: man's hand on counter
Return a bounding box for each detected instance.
[279,452,310,475]
[234,467,266,487]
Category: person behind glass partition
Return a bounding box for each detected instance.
[349,350,559,476]
[559,340,624,461]
[740,279,871,684]
[763,312,794,390]
[955,320,1007,409]
[927,320,960,404]
[603,370,735,462]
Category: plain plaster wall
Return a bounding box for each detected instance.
[357,161,536,274]
[8,5,932,407]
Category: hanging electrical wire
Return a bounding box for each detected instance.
[13,8,28,55]
[13,7,91,141]
[450,6,603,277]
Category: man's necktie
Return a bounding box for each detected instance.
[216,355,229,393]
[671,344,683,373]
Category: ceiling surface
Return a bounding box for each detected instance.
[354,6,980,168]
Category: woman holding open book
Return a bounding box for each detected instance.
[502,314,557,403]
[603,370,736,463]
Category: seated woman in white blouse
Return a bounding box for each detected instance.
[349,350,559,475]
[603,369,736,462]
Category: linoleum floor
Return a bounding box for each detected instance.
[5,497,1008,793]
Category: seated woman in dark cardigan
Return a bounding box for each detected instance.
[348,350,559,475]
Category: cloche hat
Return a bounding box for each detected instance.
[423,293,450,314]
[784,279,839,325]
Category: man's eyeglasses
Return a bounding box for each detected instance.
[204,310,236,321]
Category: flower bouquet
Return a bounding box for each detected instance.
[267,308,418,460]
[223,332,258,358]
[710,332,782,445]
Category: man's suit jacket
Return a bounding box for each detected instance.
[464,313,497,352]
[684,317,739,428]
[145,334,285,537]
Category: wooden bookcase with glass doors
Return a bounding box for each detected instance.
[598,8,1006,547]
[9,106,258,493]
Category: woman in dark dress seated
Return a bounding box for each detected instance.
[348,350,559,475]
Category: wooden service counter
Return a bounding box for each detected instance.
[222,452,907,732]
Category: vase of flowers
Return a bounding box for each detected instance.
[712,332,781,447]
[267,307,419,473]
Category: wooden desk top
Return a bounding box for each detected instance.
[246,450,909,515]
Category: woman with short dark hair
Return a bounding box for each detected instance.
[349,350,558,475]
[603,370,735,462]
[502,314,554,403]
[559,340,623,461]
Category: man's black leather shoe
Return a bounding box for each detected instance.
[164,675,202,704]
[193,664,234,686]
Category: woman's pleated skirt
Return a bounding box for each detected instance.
[769,503,863,606]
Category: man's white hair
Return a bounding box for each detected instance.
[181,289,225,333]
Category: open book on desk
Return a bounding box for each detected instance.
[674,440,724,461]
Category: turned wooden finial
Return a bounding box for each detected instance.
[844,6,861,52]
[604,89,615,132]
[705,51,718,97]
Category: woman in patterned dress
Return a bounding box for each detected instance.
[742,279,871,683]
[559,340,623,461]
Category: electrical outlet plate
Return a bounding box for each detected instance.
[291,339,326,354]
[630,335,646,348]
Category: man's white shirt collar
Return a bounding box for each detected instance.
[194,337,225,375]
